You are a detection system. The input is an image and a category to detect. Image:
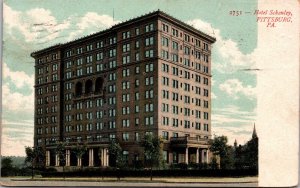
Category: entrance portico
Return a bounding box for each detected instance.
[170,136,211,164]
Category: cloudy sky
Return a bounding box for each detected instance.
[2,0,258,156]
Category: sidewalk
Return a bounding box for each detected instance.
[13,176,258,183]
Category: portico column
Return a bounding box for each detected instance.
[196,148,199,163]
[100,148,104,166]
[55,154,60,166]
[46,150,50,166]
[104,148,109,166]
[201,149,205,163]
[66,150,70,166]
[106,148,109,166]
[206,149,209,163]
[185,147,189,164]
[77,157,82,167]
[89,148,94,167]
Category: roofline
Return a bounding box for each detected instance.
[31,10,216,57]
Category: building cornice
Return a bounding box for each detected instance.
[31,10,216,57]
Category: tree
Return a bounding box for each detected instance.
[209,135,232,169]
[108,139,124,180]
[25,146,45,179]
[72,143,87,169]
[55,142,67,179]
[108,139,124,168]
[141,134,163,181]
[1,157,14,176]
[243,136,258,169]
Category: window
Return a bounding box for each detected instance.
[204,112,209,120]
[145,90,153,99]
[145,63,154,72]
[122,107,130,115]
[122,43,130,52]
[109,73,116,81]
[122,55,130,64]
[195,39,201,47]
[96,41,104,48]
[122,81,130,90]
[184,83,190,91]
[86,66,93,74]
[195,51,201,60]
[172,28,178,37]
[203,77,209,85]
[135,52,140,61]
[122,31,130,39]
[184,108,191,116]
[86,44,93,51]
[86,55,93,63]
[204,89,209,97]
[172,105,179,114]
[162,77,169,86]
[172,67,179,76]
[145,76,153,86]
[145,50,154,58]
[86,123,93,131]
[109,36,117,44]
[122,119,130,127]
[161,37,169,47]
[122,133,129,141]
[162,131,169,140]
[96,64,103,72]
[172,118,179,127]
[172,92,179,101]
[135,28,140,35]
[161,63,169,72]
[135,41,140,48]
[204,124,209,131]
[172,41,178,50]
[145,37,154,46]
[195,122,201,130]
[184,34,190,42]
[162,90,169,99]
[169,53,177,62]
[172,79,179,89]
[96,52,103,61]
[135,92,140,100]
[162,23,169,32]
[135,66,140,74]
[135,79,140,87]
[203,43,209,51]
[162,103,169,112]
[184,120,190,128]
[145,103,154,112]
[145,23,154,32]
[184,46,190,55]
[135,132,140,141]
[135,105,139,113]
[135,118,139,126]
[109,49,116,57]
[122,68,130,77]
[109,121,116,129]
[161,50,169,59]
[145,116,154,126]
[204,100,209,108]
[52,64,58,71]
[162,117,169,126]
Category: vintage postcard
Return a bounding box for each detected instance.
[1,0,299,187]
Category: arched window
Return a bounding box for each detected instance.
[85,79,93,94]
[75,82,83,97]
[95,77,104,93]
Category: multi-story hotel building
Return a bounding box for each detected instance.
[31,10,216,168]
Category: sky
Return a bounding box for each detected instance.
[2,0,258,156]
